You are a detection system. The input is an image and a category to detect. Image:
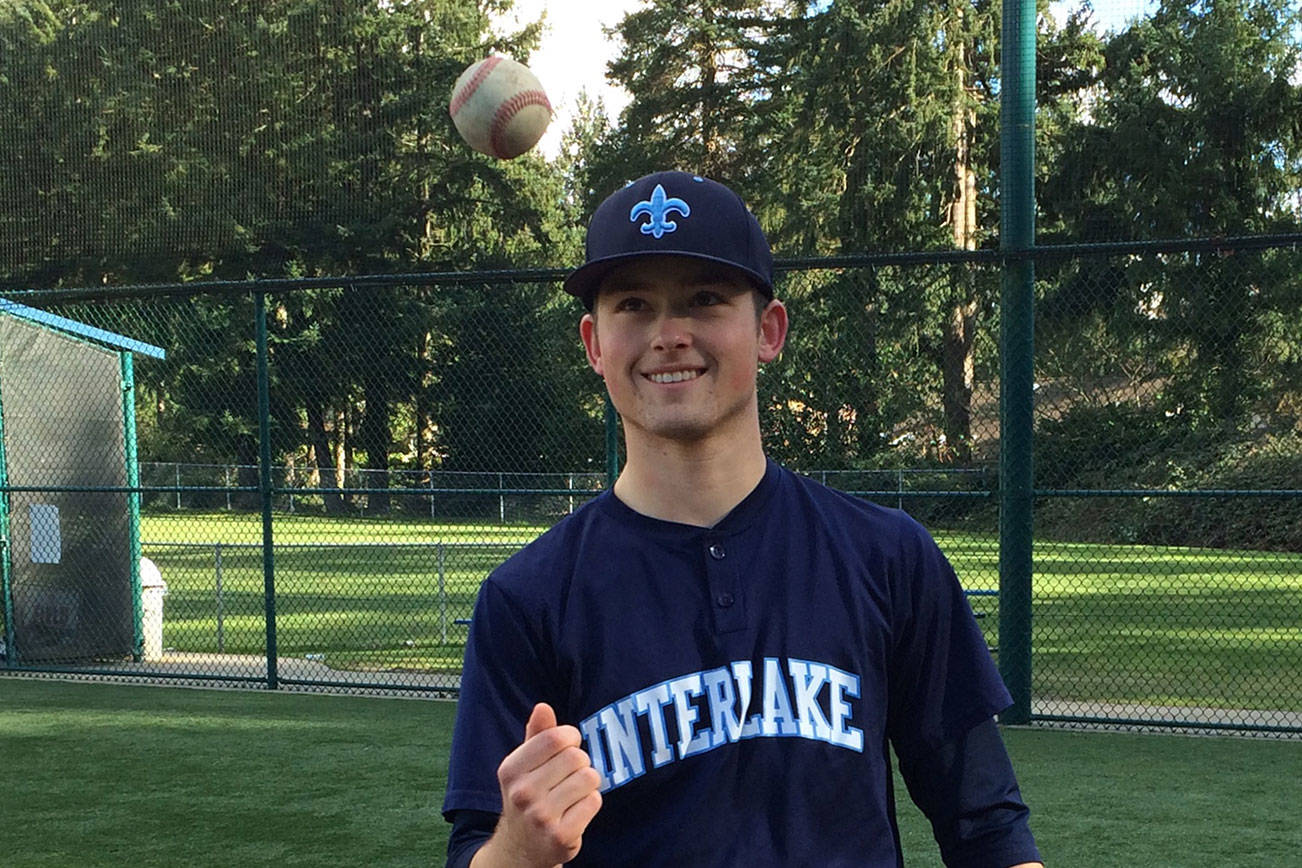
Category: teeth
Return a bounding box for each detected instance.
[648,370,702,384]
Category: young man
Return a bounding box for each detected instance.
[443,171,1043,868]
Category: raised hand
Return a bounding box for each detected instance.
[472,703,603,868]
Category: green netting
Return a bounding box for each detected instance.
[1,247,1291,732]
[0,0,1298,733]
[0,315,135,662]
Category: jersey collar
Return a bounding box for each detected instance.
[596,458,783,541]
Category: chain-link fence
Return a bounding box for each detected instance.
[2,241,1298,733]
[1028,240,1302,733]
[138,463,608,522]
[1,0,1299,733]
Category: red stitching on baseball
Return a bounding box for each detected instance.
[489,89,552,158]
[449,56,502,118]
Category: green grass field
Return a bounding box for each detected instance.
[140,512,538,672]
[135,510,1302,714]
[1,679,1298,867]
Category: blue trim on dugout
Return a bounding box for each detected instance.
[0,298,166,359]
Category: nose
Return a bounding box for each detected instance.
[651,310,691,351]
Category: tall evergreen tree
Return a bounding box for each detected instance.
[1040,0,1302,422]
[584,0,777,200]
[753,0,1005,464]
[0,1,588,500]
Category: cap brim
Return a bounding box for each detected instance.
[563,250,774,309]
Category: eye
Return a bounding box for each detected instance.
[612,296,648,312]
[690,290,724,307]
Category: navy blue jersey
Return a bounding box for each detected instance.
[443,460,1017,866]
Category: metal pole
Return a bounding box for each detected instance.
[499,472,505,524]
[998,0,1037,725]
[122,353,144,661]
[429,472,436,520]
[604,393,619,489]
[0,372,13,665]
[225,466,231,511]
[175,463,181,509]
[255,292,279,689]
[215,543,225,653]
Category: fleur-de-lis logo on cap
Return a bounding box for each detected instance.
[629,184,691,239]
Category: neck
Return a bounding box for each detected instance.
[613,425,768,527]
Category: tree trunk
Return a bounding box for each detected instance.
[307,398,345,515]
[234,435,260,511]
[415,331,429,471]
[942,291,978,462]
[336,407,352,510]
[359,373,391,515]
[700,30,720,174]
[941,8,977,463]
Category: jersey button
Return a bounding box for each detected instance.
[715,592,735,608]
[708,544,726,560]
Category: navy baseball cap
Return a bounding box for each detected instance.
[563,171,774,309]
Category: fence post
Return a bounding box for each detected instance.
[499,472,506,524]
[175,463,181,510]
[122,353,144,660]
[215,543,225,654]
[225,466,232,511]
[997,0,1037,725]
[604,393,619,488]
[255,291,278,689]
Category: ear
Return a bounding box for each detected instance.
[757,299,788,363]
[579,313,604,376]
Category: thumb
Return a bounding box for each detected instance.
[525,702,557,741]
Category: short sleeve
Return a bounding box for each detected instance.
[441,576,556,818]
[885,521,1012,749]
[445,810,497,868]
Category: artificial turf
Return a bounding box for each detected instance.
[2,678,1298,866]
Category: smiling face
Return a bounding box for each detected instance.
[579,255,787,451]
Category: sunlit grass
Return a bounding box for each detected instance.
[136,511,1302,710]
[142,509,545,545]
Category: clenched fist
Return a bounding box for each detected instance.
[471,703,604,868]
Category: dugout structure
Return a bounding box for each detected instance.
[0,300,165,664]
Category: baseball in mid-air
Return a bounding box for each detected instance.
[449,56,552,160]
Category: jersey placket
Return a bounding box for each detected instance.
[702,535,746,633]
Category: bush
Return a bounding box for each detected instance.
[1034,408,1302,551]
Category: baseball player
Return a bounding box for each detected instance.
[443,171,1043,867]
